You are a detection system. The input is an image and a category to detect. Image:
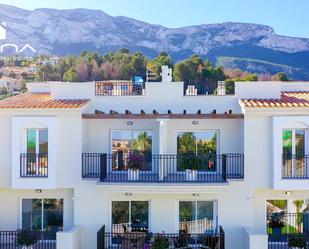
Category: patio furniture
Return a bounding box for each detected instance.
[121,232,146,249]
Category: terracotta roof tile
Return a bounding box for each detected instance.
[241,92,309,108]
[0,93,90,109]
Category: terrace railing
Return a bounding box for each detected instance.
[183,82,233,96]
[98,225,225,249]
[82,153,244,183]
[282,154,309,179]
[95,81,145,96]
[268,234,309,249]
[20,153,48,177]
[0,230,56,249]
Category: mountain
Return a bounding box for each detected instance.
[1,4,309,79]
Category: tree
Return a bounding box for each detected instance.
[63,68,78,82]
[273,72,288,81]
[174,55,226,92]
[148,52,173,80]
[36,63,62,81]
[75,60,89,81]
[90,60,100,80]
[225,79,235,94]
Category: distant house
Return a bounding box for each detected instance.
[0,22,6,40]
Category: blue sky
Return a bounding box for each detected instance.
[1,0,309,38]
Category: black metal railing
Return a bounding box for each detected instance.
[82,153,244,183]
[183,83,233,96]
[268,233,309,249]
[267,212,309,235]
[282,154,309,179]
[97,225,105,249]
[0,230,56,249]
[98,225,224,249]
[95,81,145,96]
[20,153,48,177]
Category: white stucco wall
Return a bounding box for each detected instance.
[74,183,252,249]
[0,188,74,231]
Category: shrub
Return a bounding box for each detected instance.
[288,235,307,249]
[152,234,170,249]
[17,230,37,246]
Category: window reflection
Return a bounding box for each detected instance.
[112,130,153,171]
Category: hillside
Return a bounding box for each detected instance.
[0,4,309,79]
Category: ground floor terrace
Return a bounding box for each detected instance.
[1,187,309,249]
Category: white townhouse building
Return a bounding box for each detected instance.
[1,67,309,249]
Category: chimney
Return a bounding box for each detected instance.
[161,65,172,83]
[217,81,226,96]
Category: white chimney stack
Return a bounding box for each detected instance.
[161,65,172,83]
[217,81,226,96]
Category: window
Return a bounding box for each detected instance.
[22,199,63,232]
[111,130,153,171]
[282,129,306,177]
[22,129,48,177]
[179,201,215,234]
[112,201,149,233]
[177,131,217,154]
[27,129,48,154]
[177,131,217,171]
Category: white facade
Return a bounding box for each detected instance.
[1,77,309,249]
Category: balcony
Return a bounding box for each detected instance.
[82,153,244,183]
[0,230,56,249]
[267,212,309,249]
[95,81,145,96]
[183,82,233,96]
[20,153,48,177]
[282,154,309,179]
[97,225,225,249]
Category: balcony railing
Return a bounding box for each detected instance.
[97,225,225,249]
[183,82,233,96]
[82,153,244,183]
[282,154,309,179]
[20,153,48,177]
[267,212,309,248]
[268,234,309,249]
[0,230,56,249]
[95,81,145,96]
[267,212,309,235]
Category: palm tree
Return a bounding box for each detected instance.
[132,132,152,152]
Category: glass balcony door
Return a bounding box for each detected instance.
[179,201,216,234]
[177,131,218,172]
[282,129,306,177]
[26,129,48,176]
[111,201,149,233]
[111,130,153,172]
[22,198,63,233]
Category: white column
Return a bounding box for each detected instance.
[157,119,169,181]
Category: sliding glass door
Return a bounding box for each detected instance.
[177,131,218,171]
[111,130,153,171]
[26,129,48,176]
[112,201,149,233]
[22,199,63,233]
[179,201,216,234]
[282,129,306,177]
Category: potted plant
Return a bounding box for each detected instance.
[152,233,170,249]
[268,212,285,235]
[184,155,203,181]
[288,235,307,249]
[127,154,144,181]
[17,230,37,249]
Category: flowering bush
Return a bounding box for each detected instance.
[127,154,144,170]
[152,233,170,249]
